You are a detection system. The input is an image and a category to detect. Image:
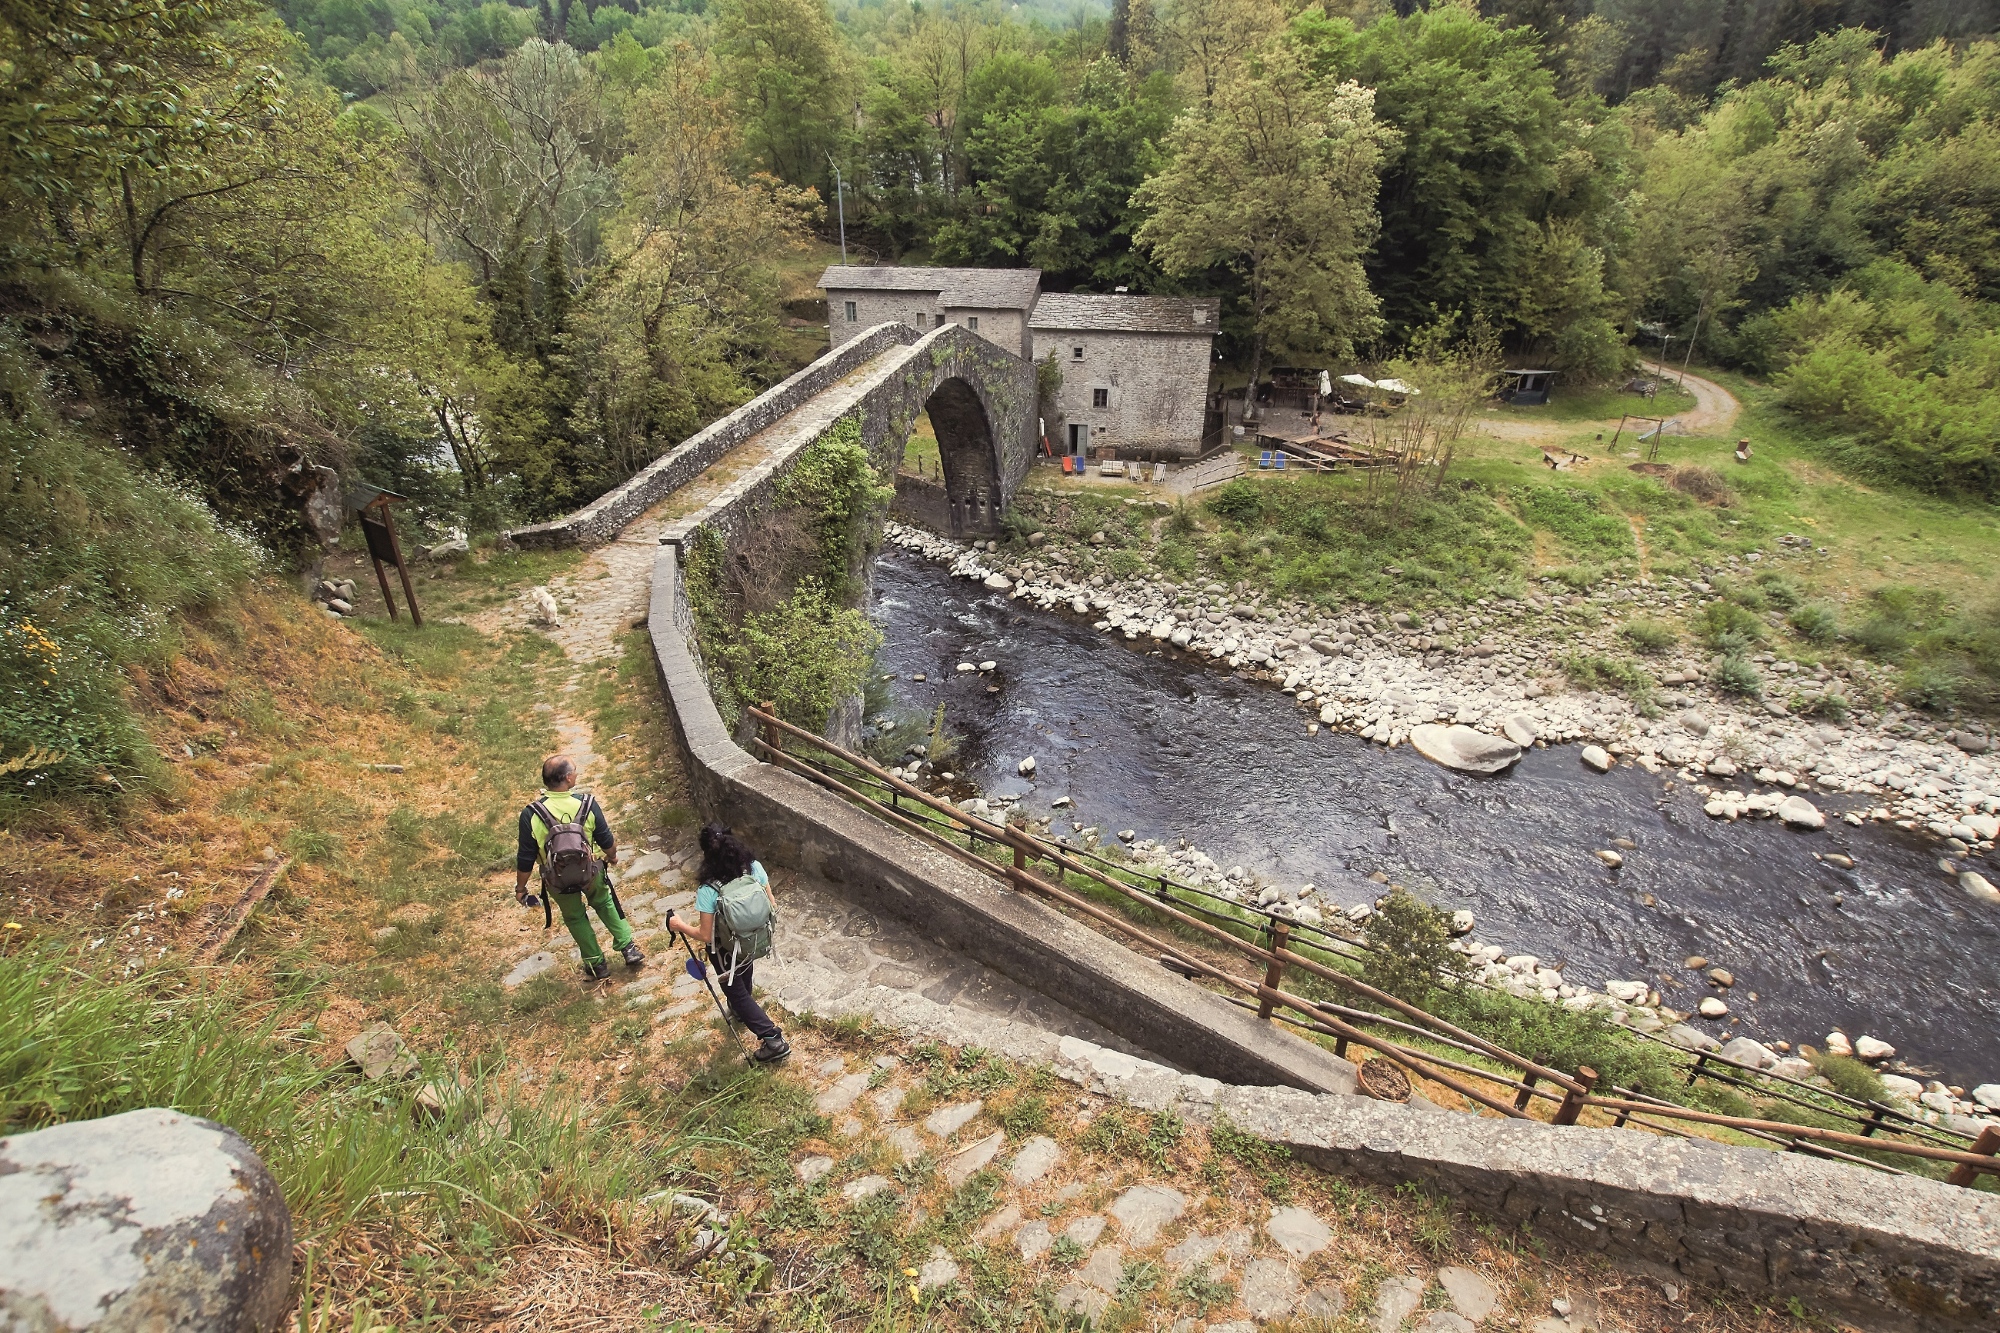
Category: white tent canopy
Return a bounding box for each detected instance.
[1372,377,1420,395]
[1338,373,1375,388]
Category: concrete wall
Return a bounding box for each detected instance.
[1033,329,1212,459]
[508,323,915,548]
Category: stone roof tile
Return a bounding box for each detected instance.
[1030,293,1220,334]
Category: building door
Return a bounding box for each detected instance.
[1068,423,1087,455]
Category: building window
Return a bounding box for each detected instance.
[844,300,856,322]
[937,314,947,328]
[1092,387,1108,408]
[967,316,979,332]
[1072,345,1084,360]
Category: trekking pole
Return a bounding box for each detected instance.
[666,909,752,1062]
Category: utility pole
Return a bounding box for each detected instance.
[826,153,847,267]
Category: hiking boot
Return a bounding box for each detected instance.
[582,959,611,981]
[620,943,645,968]
[750,1036,791,1065]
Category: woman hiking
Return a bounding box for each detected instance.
[666,823,790,1064]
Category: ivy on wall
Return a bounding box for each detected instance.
[686,413,896,730]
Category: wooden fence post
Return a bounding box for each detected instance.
[1553,1066,1597,1126]
[1512,1072,1540,1112]
[1684,1052,1708,1087]
[1948,1125,2000,1188]
[1258,920,1290,1020]
[760,702,780,756]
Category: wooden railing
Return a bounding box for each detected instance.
[743,706,2000,1187]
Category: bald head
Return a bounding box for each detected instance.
[541,755,575,789]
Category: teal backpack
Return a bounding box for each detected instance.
[711,873,775,981]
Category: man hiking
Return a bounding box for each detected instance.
[515,755,642,981]
[665,823,789,1064]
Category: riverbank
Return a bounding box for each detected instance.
[874,521,2000,1120]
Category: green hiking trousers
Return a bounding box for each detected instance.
[555,875,632,966]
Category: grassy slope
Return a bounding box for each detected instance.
[1,538,1843,1332]
[1012,371,1999,713]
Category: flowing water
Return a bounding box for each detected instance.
[871,547,2000,1087]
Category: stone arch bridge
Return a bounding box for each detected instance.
[509,322,1037,549]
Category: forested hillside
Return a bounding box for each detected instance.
[5,0,2000,796]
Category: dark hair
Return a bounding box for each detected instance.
[541,755,574,786]
[698,822,755,884]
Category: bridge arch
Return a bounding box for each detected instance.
[858,324,1037,540]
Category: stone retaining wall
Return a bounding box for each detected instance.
[1217,1083,2000,1332]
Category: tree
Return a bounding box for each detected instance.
[714,0,850,194]
[555,48,817,507]
[1135,39,1394,415]
[932,56,1176,289]
[1293,5,1635,369]
[1149,0,1286,102]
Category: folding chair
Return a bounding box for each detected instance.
[1258,451,1273,469]
[1060,455,1075,475]
[1275,452,1287,470]
[1152,462,1167,482]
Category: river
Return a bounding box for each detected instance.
[870,547,2000,1087]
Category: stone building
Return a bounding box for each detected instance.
[1030,293,1219,460]
[820,266,1041,360]
[821,267,1220,460]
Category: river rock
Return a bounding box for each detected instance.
[1410,724,1522,774]
[1580,745,1612,772]
[1854,1035,1896,1061]
[1594,849,1623,868]
[1825,1031,1853,1057]
[1708,967,1734,988]
[1962,872,2000,904]
[0,1108,294,1333]
[1502,713,1538,746]
[1706,757,1739,777]
[1879,1074,1924,1103]
[1664,1024,1718,1052]
[1018,756,1037,775]
[1698,997,1729,1018]
[1719,1037,1779,1070]
[1449,909,1475,936]
[1973,1084,2000,1111]
[982,574,1013,591]
[1776,795,1825,829]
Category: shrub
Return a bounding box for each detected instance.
[1713,654,1764,695]
[1206,479,1264,526]
[1561,652,1654,701]
[1701,600,1765,648]
[1789,603,1840,644]
[1797,691,1851,722]
[1166,497,1200,538]
[1754,572,1801,609]
[1619,618,1677,653]
[1363,888,1469,1005]
[1898,661,1963,712]
[709,579,882,729]
[1849,616,1911,658]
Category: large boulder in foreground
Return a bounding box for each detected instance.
[1409,724,1523,775]
[0,1108,293,1332]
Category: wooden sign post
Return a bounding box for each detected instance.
[349,484,423,627]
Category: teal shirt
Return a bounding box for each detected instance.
[696,861,767,914]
